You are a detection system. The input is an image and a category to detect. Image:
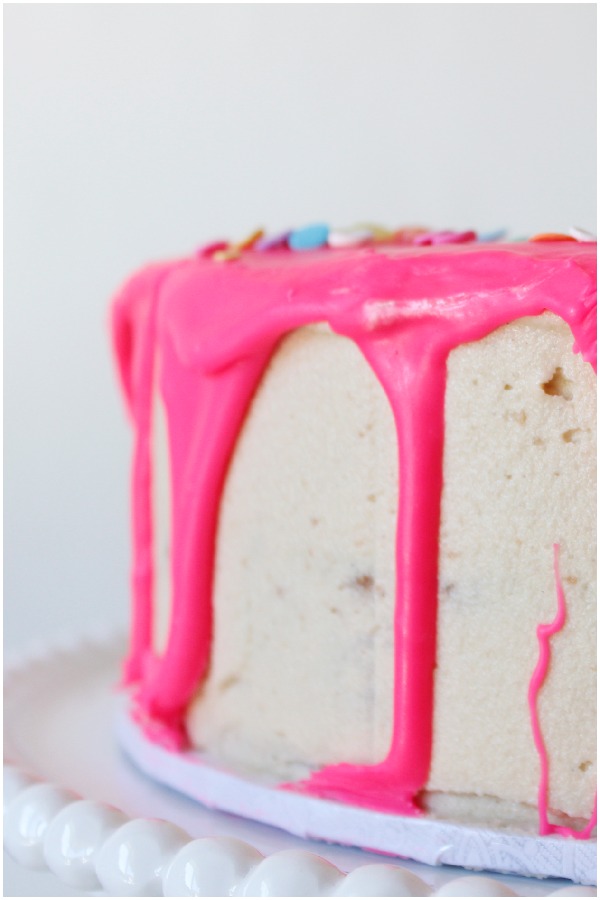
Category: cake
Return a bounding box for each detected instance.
[112,225,596,877]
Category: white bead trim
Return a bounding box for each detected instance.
[4,628,597,896]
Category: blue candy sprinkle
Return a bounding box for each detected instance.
[289,223,329,251]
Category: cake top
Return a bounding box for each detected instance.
[114,228,596,387]
[197,222,596,260]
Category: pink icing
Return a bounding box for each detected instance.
[528,544,597,838]
[112,240,596,823]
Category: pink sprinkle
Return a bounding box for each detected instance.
[197,240,229,258]
[255,231,292,252]
[414,230,477,246]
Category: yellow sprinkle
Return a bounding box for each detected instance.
[235,228,265,251]
[354,222,394,241]
[212,229,265,262]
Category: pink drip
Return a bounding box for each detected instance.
[528,544,597,839]
[112,262,181,683]
[112,241,597,817]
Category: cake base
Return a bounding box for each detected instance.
[117,706,596,885]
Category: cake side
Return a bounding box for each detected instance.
[179,313,595,829]
[429,312,596,826]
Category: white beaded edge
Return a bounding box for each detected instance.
[3,628,597,897]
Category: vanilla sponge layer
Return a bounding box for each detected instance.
[154,314,596,826]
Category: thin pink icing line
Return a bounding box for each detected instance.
[528,544,597,839]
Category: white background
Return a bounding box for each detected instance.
[4,4,596,896]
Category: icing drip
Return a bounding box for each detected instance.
[112,262,177,684]
[528,544,597,839]
[112,241,597,821]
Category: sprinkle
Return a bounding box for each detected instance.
[327,227,373,248]
[197,240,229,258]
[414,230,477,246]
[478,229,508,243]
[354,223,394,241]
[255,231,292,251]
[288,223,329,251]
[529,233,577,243]
[391,227,429,244]
[236,228,265,251]
[569,226,596,242]
[211,228,265,262]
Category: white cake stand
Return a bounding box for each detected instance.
[3,628,596,897]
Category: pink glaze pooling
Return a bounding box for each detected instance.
[112,241,597,823]
[528,545,597,839]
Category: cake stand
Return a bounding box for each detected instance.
[3,628,596,897]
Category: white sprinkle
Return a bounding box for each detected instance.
[328,228,373,248]
[569,225,596,241]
